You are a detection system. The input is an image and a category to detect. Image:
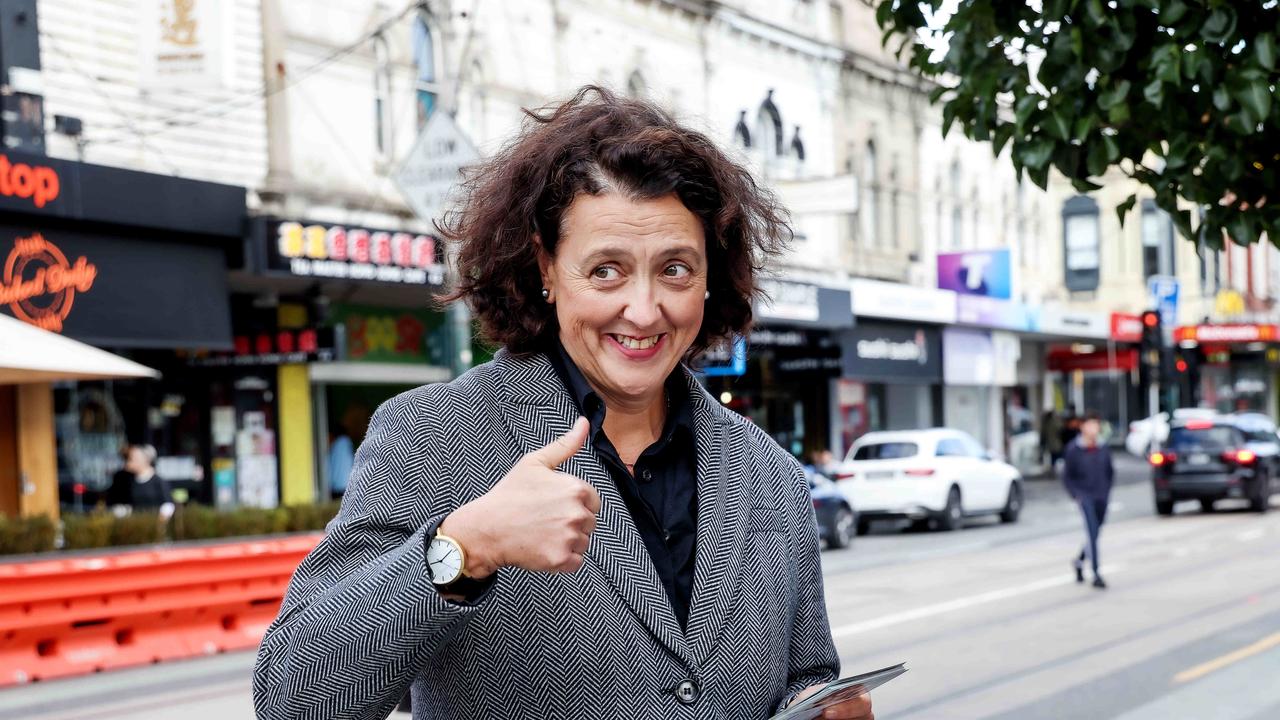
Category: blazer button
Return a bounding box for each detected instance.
[675,679,700,705]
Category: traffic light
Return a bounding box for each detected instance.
[1139,310,1167,413]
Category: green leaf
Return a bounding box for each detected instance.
[1158,0,1188,25]
[1015,93,1040,128]
[1073,114,1098,142]
[1143,78,1164,107]
[1231,77,1271,123]
[1108,101,1131,125]
[1071,177,1104,193]
[1087,141,1110,176]
[1098,79,1131,110]
[992,124,1015,156]
[1071,27,1084,57]
[1227,213,1257,245]
[1019,138,1055,170]
[1028,163,1050,190]
[1115,194,1138,227]
[942,102,958,137]
[1154,46,1181,84]
[1047,110,1072,141]
[1213,85,1232,112]
[1258,34,1278,71]
[1172,209,1195,242]
[1201,7,1238,44]
[1085,0,1108,26]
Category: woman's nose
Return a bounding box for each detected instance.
[620,281,662,328]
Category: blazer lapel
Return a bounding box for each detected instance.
[494,350,693,666]
[683,372,751,667]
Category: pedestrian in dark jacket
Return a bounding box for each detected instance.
[1061,411,1113,589]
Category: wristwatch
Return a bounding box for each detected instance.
[426,531,470,585]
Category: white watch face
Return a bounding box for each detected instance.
[427,536,464,585]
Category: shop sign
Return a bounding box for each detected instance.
[331,304,448,366]
[851,278,956,324]
[0,232,96,332]
[840,322,943,383]
[0,225,232,348]
[955,295,1032,331]
[1035,306,1110,339]
[1110,313,1144,343]
[261,219,446,287]
[1046,347,1138,372]
[701,337,747,377]
[188,327,338,367]
[1214,289,1246,318]
[756,279,853,329]
[1147,275,1180,329]
[937,249,1012,299]
[1175,323,1279,344]
[0,154,60,209]
[139,0,235,90]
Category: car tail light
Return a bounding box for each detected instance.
[1149,451,1176,466]
[1223,449,1256,464]
[833,471,856,481]
[1185,420,1215,430]
[73,483,85,495]
[903,468,936,477]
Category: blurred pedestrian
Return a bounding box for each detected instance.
[107,444,175,521]
[1041,409,1063,467]
[253,86,866,720]
[1061,411,1114,589]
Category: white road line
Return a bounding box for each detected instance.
[830,564,1124,640]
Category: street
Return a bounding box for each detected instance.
[2,456,1278,720]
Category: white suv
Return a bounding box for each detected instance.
[834,429,1024,533]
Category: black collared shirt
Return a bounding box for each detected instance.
[548,342,699,629]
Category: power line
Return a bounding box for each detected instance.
[83,0,427,147]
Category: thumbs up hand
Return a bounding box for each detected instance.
[438,418,601,578]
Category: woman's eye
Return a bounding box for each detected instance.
[663,263,691,278]
[592,266,620,280]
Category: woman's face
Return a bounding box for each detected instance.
[541,192,708,407]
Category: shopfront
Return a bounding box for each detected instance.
[0,150,246,512]
[835,321,944,455]
[244,217,455,504]
[1040,310,1140,442]
[702,279,851,461]
[1175,323,1280,417]
[942,328,1022,454]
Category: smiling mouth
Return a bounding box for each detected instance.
[610,333,665,350]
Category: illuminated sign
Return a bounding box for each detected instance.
[261,219,446,287]
[1175,324,1279,344]
[0,232,96,332]
[0,154,60,209]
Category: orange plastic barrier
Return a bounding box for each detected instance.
[0,533,322,686]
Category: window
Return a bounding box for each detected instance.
[412,14,438,130]
[1167,426,1239,451]
[853,442,918,460]
[861,141,878,247]
[1142,200,1175,279]
[935,438,967,457]
[1062,195,1101,292]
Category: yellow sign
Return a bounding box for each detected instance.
[1215,289,1246,318]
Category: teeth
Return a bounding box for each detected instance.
[615,334,660,350]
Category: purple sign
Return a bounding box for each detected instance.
[937,249,1012,299]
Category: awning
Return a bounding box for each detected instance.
[0,313,159,384]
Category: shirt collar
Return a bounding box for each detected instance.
[547,340,693,442]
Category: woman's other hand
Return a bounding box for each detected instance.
[440,417,600,577]
[790,685,874,720]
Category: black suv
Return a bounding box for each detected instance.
[1151,417,1276,515]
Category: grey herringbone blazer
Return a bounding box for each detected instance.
[253,349,839,720]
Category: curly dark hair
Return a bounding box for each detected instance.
[438,85,790,358]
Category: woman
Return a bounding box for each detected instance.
[106,444,174,519]
[253,86,872,720]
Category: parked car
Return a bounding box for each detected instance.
[834,429,1024,533]
[807,469,856,550]
[1150,416,1278,515]
[1125,407,1217,456]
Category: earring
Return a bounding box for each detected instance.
[704,290,711,300]
[541,288,550,300]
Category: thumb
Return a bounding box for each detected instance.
[529,417,589,469]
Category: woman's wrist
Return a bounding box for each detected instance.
[439,504,501,579]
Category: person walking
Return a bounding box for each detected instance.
[1061,411,1114,589]
[253,87,870,720]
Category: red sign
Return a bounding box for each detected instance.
[1109,313,1144,343]
[1046,347,1138,372]
[1175,324,1279,344]
[0,232,97,331]
[0,154,60,209]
